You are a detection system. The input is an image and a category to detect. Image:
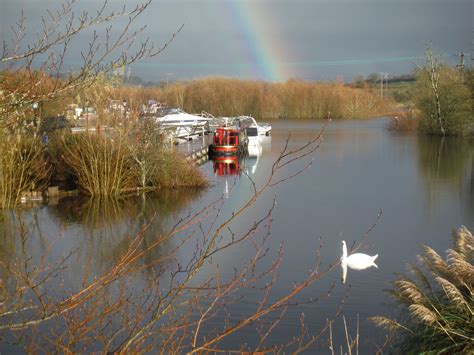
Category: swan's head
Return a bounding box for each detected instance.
[341,240,346,247]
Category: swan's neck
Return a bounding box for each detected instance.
[342,243,348,259]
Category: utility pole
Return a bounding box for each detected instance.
[456,52,465,83]
[380,73,383,98]
[380,72,388,98]
[165,72,173,86]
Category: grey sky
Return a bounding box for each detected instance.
[1,0,472,82]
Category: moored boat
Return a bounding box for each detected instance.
[256,122,272,136]
[208,126,248,157]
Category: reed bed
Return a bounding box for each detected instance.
[123,77,395,120]
[371,226,474,353]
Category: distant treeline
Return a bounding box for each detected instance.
[121,77,395,120]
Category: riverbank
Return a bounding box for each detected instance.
[117,77,396,120]
[0,123,208,208]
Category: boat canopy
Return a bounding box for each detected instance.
[213,127,240,147]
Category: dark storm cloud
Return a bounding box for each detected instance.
[1,0,471,81]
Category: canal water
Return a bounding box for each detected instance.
[1,118,473,352]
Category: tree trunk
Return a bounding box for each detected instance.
[427,47,445,136]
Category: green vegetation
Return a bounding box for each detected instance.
[415,66,472,136]
[386,47,473,135]
[371,226,474,353]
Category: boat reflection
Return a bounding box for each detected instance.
[246,142,263,175]
[210,135,270,198]
[211,136,269,176]
[212,156,241,176]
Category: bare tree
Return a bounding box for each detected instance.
[424,45,445,136]
[0,0,182,207]
[0,124,382,352]
[0,0,182,128]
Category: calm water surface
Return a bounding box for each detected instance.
[1,118,473,352]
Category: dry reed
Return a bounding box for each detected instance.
[61,132,136,196]
[0,134,49,208]
[119,77,394,120]
[371,226,474,353]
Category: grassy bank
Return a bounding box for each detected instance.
[0,125,207,207]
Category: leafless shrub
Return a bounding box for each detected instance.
[1,0,182,126]
[0,0,183,206]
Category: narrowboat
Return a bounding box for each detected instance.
[208,126,248,157]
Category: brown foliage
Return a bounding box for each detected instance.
[115,77,395,120]
[0,134,50,208]
[387,108,419,132]
[371,226,474,353]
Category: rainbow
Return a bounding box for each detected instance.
[224,0,288,82]
[224,1,421,82]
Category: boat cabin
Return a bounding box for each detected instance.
[213,127,240,146]
[209,127,247,157]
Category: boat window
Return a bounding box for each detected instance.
[246,127,258,136]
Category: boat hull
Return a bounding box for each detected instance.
[208,144,246,157]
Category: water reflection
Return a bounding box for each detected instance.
[1,120,473,352]
[416,136,474,208]
[417,137,473,183]
[0,210,19,265]
[51,190,202,228]
[0,189,203,280]
[246,142,263,175]
[212,156,241,176]
[211,136,269,197]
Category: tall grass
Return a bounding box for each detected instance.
[59,129,206,197]
[152,149,207,188]
[371,226,474,353]
[122,77,394,120]
[0,134,49,208]
[61,133,136,196]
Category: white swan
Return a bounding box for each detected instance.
[341,260,348,284]
[341,240,378,270]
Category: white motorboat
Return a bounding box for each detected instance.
[155,107,212,127]
[154,107,213,141]
[238,116,271,136]
[245,126,261,146]
[256,122,272,136]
